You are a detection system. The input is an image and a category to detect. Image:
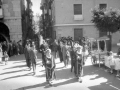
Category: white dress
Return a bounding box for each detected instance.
[114,57,120,70]
[109,56,115,66]
[104,56,110,68]
[0,48,3,62]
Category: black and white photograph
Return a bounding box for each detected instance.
[0,0,120,90]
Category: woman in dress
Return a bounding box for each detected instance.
[30,41,37,75]
[45,48,56,85]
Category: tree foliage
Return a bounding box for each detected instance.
[91,6,120,33]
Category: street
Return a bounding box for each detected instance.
[0,53,120,90]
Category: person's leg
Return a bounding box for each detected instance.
[74,62,77,76]
[5,59,7,65]
[26,58,29,68]
[33,60,36,74]
[110,65,114,74]
[78,64,83,82]
[48,69,52,85]
[46,68,48,82]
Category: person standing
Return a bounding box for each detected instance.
[52,39,58,59]
[61,41,67,67]
[70,46,77,73]
[58,40,63,62]
[45,48,56,85]
[30,41,37,75]
[75,45,83,83]
[40,40,48,67]
[24,40,31,70]
[66,42,71,67]
[3,51,9,65]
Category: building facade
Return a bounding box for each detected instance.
[0,0,26,42]
[41,0,120,45]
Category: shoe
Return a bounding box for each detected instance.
[48,81,52,86]
[33,72,36,75]
[79,78,82,83]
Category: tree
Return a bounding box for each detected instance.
[91,6,120,51]
[22,0,34,47]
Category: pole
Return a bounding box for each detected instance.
[97,40,100,67]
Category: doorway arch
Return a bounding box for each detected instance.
[0,22,10,52]
[0,22,10,41]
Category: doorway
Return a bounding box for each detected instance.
[0,22,10,42]
[74,28,83,41]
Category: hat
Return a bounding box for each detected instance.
[46,49,51,58]
[46,49,51,54]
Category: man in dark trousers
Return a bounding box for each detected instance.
[70,46,76,73]
[75,46,83,83]
[24,40,31,70]
[40,40,48,68]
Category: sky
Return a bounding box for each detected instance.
[31,0,42,16]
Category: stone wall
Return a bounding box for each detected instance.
[2,0,22,42]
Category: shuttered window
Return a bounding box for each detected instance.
[74,4,82,15]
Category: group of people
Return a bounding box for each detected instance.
[8,40,24,57]
[0,43,9,65]
[37,36,89,85]
[25,36,118,86]
[24,40,38,75]
[0,40,23,65]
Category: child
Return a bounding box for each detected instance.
[109,51,115,74]
[116,48,120,77]
[4,51,9,65]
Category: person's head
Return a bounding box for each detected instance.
[27,42,31,47]
[32,44,36,50]
[107,51,113,56]
[46,48,51,58]
[43,40,46,45]
[4,51,7,54]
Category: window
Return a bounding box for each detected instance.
[99,4,107,10]
[74,4,82,15]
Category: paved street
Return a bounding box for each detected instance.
[0,53,120,90]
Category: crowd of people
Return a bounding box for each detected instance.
[0,40,23,64]
[1,36,120,86]
[24,36,89,85]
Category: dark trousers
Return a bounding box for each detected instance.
[74,60,83,77]
[26,58,31,68]
[31,59,36,72]
[46,67,55,81]
[71,60,75,72]
[58,51,63,62]
[41,53,46,67]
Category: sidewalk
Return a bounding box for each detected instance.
[0,54,120,90]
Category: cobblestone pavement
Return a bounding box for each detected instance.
[0,52,120,90]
